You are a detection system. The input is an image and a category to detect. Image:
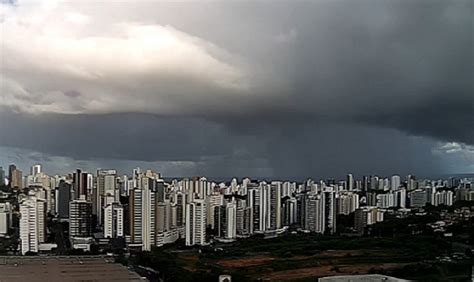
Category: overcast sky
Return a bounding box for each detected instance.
[0,0,472,179]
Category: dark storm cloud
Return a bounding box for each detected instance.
[0,109,444,178]
[0,0,472,177]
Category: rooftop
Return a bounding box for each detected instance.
[0,256,146,282]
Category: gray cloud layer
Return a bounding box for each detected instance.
[0,0,472,178]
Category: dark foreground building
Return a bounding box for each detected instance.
[0,256,146,281]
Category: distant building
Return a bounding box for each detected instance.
[31,164,42,177]
[347,174,354,191]
[391,175,401,190]
[410,189,427,208]
[9,165,23,189]
[354,207,384,233]
[336,192,359,215]
[0,167,5,186]
[0,202,13,236]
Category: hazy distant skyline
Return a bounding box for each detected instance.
[0,0,473,178]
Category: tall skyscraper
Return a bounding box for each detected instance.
[236,199,252,237]
[104,203,124,239]
[19,197,46,255]
[269,182,282,230]
[336,192,359,215]
[282,197,298,226]
[0,203,12,236]
[156,200,171,233]
[69,196,93,238]
[129,188,143,245]
[304,195,325,233]
[56,180,71,219]
[0,167,5,186]
[215,201,237,240]
[323,190,337,234]
[129,180,157,251]
[95,169,117,225]
[185,200,207,246]
[206,193,223,229]
[8,164,16,187]
[347,174,354,191]
[31,164,42,177]
[391,175,401,190]
[9,165,23,189]
[248,184,266,233]
[73,169,86,199]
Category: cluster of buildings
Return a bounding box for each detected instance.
[0,165,472,255]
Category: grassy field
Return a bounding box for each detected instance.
[125,233,472,281]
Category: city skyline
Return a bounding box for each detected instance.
[1,0,473,178]
[1,162,471,253]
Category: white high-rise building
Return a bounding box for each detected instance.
[433,190,454,206]
[337,192,359,215]
[185,200,207,246]
[104,203,124,238]
[391,175,401,190]
[268,182,282,231]
[376,193,395,208]
[0,203,12,236]
[96,169,117,225]
[305,195,325,233]
[217,201,236,240]
[156,200,172,233]
[129,178,157,251]
[248,184,267,233]
[31,164,42,177]
[347,174,354,191]
[323,189,337,234]
[206,193,223,229]
[19,197,46,255]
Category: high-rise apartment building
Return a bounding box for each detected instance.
[269,182,282,231]
[9,165,23,189]
[185,200,206,246]
[282,197,298,226]
[323,190,337,234]
[95,169,117,225]
[336,192,359,215]
[0,167,5,186]
[129,180,157,251]
[215,201,237,240]
[410,189,427,208]
[19,197,46,255]
[347,174,354,191]
[0,203,12,236]
[354,207,384,233]
[104,203,124,238]
[305,195,325,233]
[391,175,401,190]
[31,164,42,177]
[56,180,71,219]
[69,197,93,238]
